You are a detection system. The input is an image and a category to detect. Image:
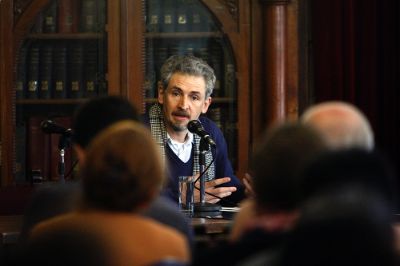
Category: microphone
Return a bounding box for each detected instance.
[187,120,216,147]
[41,120,73,136]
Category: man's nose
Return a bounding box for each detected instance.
[178,96,189,109]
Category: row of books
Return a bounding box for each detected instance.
[32,0,106,33]
[16,41,107,100]
[144,40,236,98]
[146,0,217,33]
[205,108,238,169]
[15,116,75,184]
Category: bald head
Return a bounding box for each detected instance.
[301,101,374,151]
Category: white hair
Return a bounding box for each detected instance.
[301,101,374,151]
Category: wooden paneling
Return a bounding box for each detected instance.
[1,0,15,186]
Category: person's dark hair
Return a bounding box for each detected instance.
[250,122,326,212]
[299,148,398,211]
[21,225,111,266]
[81,121,164,212]
[73,96,139,148]
[280,188,398,266]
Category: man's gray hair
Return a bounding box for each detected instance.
[301,101,374,151]
[160,55,216,99]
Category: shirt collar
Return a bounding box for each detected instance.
[166,131,193,148]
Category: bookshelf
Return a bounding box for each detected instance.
[0,0,111,186]
[0,0,256,186]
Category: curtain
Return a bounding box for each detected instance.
[311,0,400,175]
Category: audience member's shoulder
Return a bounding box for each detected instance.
[143,196,191,231]
[30,211,80,237]
[19,182,82,242]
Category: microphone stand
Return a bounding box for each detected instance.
[57,132,71,183]
[193,138,221,217]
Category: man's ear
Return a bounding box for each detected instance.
[157,81,164,104]
[73,145,86,166]
[201,96,212,114]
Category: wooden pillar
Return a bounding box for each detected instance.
[259,0,291,125]
[0,0,15,186]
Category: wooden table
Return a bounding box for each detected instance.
[191,217,232,234]
[191,216,234,248]
[0,213,235,246]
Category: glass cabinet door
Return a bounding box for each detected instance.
[14,0,107,184]
[144,0,238,169]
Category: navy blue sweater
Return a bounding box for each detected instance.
[143,114,244,206]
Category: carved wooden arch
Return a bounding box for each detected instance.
[14,0,50,44]
[202,0,251,177]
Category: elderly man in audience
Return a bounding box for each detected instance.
[233,101,378,240]
[300,101,374,151]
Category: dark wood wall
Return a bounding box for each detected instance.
[310,0,400,175]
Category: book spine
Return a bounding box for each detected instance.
[70,0,80,32]
[96,38,107,96]
[26,44,40,99]
[207,107,223,130]
[223,45,236,98]
[176,0,188,32]
[39,43,53,99]
[189,1,206,32]
[53,43,68,99]
[146,0,161,32]
[15,121,27,183]
[185,42,195,56]
[32,11,44,33]
[58,0,73,33]
[80,0,97,32]
[83,42,98,97]
[42,1,58,33]
[154,46,169,86]
[16,44,28,99]
[97,0,106,32]
[161,0,176,32]
[68,43,84,98]
[27,116,50,183]
[209,42,223,97]
[144,41,156,98]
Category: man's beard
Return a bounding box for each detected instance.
[165,107,190,132]
[167,120,187,132]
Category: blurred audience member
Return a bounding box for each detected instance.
[17,96,193,259]
[299,148,397,210]
[20,225,111,266]
[235,101,377,241]
[279,187,398,266]
[300,101,374,151]
[73,96,194,246]
[29,121,190,266]
[195,123,326,266]
[18,182,80,243]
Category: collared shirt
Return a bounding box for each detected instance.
[167,132,193,163]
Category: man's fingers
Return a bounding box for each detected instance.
[205,177,231,188]
[205,187,236,199]
[243,178,254,194]
[207,186,237,194]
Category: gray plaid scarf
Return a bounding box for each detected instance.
[149,104,215,181]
